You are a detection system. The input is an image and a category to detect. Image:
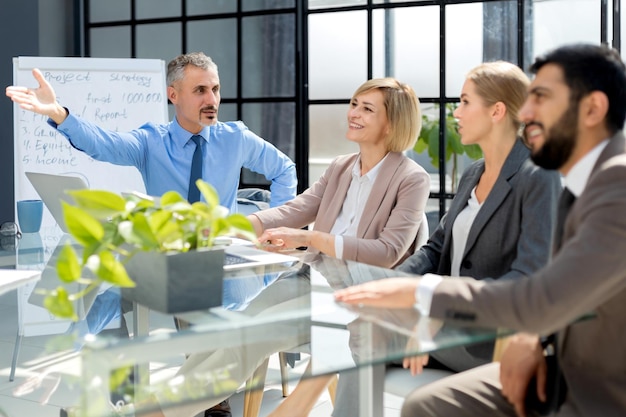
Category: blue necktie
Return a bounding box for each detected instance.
[188,135,203,203]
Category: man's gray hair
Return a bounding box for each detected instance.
[166,52,218,86]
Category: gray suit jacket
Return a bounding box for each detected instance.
[431,133,626,416]
[398,139,562,368]
[254,152,431,268]
[398,139,561,280]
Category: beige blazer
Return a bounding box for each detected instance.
[253,152,430,268]
[430,133,626,417]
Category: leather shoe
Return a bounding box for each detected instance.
[204,399,232,417]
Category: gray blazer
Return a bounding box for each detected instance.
[398,139,561,280]
[398,139,562,368]
[431,133,626,416]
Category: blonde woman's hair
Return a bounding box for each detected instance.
[466,61,530,131]
[352,78,421,152]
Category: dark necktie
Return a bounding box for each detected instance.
[534,187,575,414]
[187,135,203,203]
[553,188,576,252]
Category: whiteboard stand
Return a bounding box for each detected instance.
[10,56,167,380]
[10,231,72,381]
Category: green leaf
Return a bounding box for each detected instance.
[102,221,125,247]
[130,198,156,212]
[427,127,440,168]
[413,137,428,154]
[191,201,212,217]
[44,287,77,321]
[197,180,220,208]
[148,210,173,233]
[154,221,184,249]
[211,218,230,238]
[225,213,255,236]
[93,252,136,287]
[56,244,81,283]
[447,123,464,155]
[445,140,453,162]
[66,189,126,219]
[464,144,483,160]
[168,201,194,216]
[161,191,186,206]
[62,201,104,247]
[81,241,105,265]
[109,366,133,392]
[128,212,160,250]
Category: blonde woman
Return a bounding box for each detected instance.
[250,77,431,269]
[270,62,561,417]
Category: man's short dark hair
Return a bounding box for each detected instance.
[530,43,626,133]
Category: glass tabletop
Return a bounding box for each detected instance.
[69,251,509,417]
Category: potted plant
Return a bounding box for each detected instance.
[413,103,483,192]
[43,180,257,319]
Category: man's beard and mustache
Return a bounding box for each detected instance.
[528,102,579,170]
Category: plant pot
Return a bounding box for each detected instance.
[122,248,224,314]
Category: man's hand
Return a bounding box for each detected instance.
[334,277,420,308]
[6,68,67,124]
[403,353,429,376]
[499,333,547,417]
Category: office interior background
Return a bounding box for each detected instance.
[0,0,623,227]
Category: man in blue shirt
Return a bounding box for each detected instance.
[6,52,297,212]
[7,52,297,417]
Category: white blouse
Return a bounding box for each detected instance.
[330,154,386,259]
[450,186,482,276]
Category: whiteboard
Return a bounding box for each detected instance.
[11,56,167,340]
[13,56,168,230]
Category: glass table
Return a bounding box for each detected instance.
[71,251,510,417]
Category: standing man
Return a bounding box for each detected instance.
[335,43,626,417]
[7,52,297,417]
[6,52,297,212]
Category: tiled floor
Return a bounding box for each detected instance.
[0,289,404,417]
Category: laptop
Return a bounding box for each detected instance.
[223,244,300,272]
[25,172,88,233]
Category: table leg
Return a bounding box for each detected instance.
[358,362,385,417]
[133,302,151,401]
[9,331,23,381]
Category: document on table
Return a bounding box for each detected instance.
[0,270,41,296]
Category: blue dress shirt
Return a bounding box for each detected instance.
[48,113,297,212]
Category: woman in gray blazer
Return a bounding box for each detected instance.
[397,62,562,374]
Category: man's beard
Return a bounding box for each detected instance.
[530,102,579,170]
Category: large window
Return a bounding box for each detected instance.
[84,0,302,190]
[83,0,619,223]
[306,0,615,223]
